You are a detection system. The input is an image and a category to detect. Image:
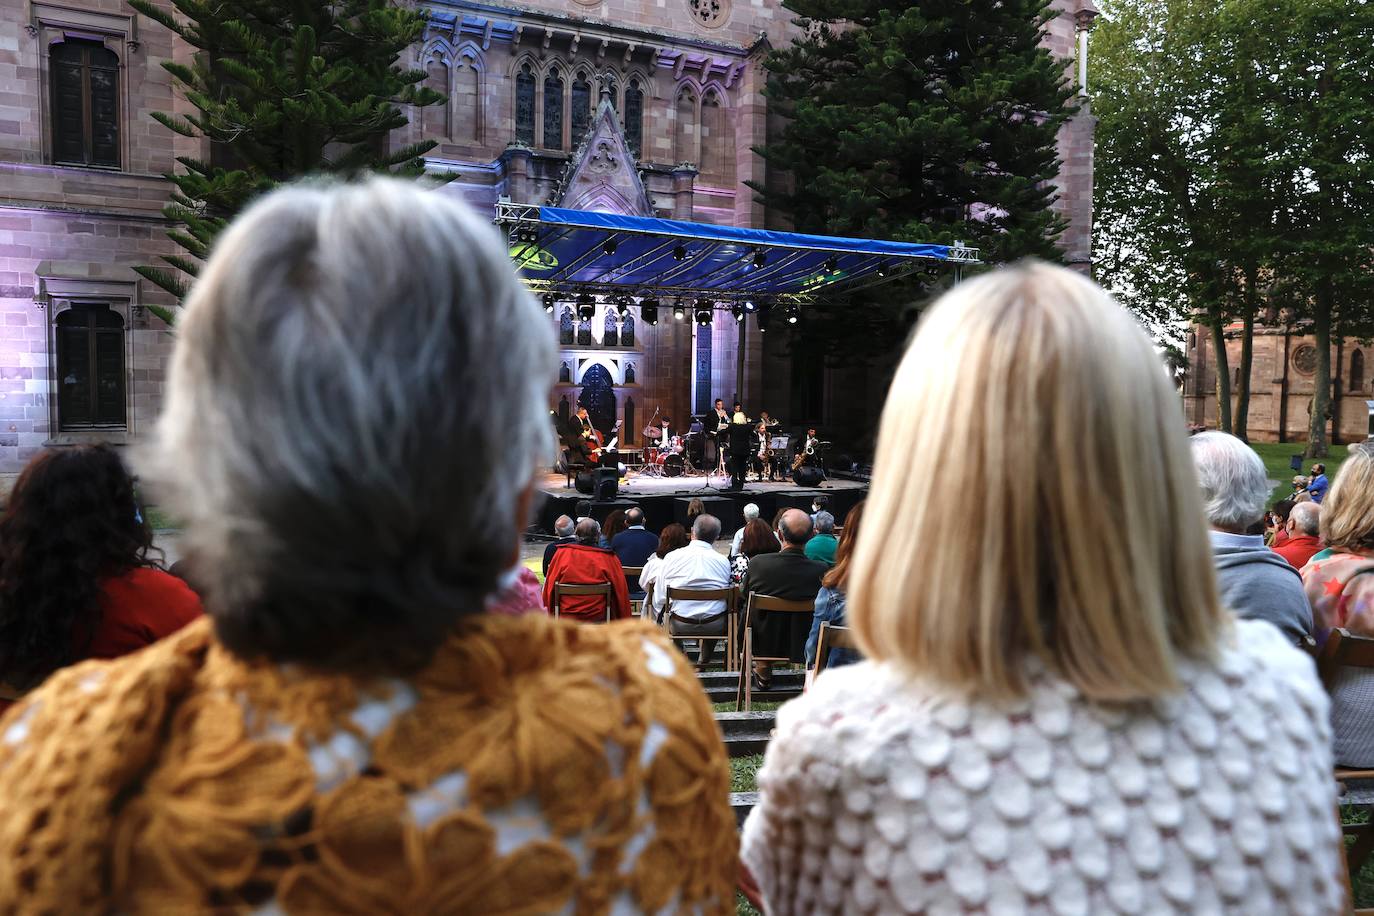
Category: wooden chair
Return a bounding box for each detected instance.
[551,582,614,623]
[1315,628,1374,910]
[622,566,644,617]
[811,622,858,681]
[737,593,814,711]
[663,586,738,671]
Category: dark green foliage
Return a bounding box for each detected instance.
[128,0,448,321]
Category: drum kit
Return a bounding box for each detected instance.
[637,413,709,479]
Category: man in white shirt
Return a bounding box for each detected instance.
[731,503,760,556]
[658,513,732,665]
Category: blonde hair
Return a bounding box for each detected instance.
[1320,441,1374,550]
[848,262,1223,701]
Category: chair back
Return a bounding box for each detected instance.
[1315,628,1374,691]
[665,586,736,624]
[552,581,614,622]
[744,593,814,624]
[811,622,858,680]
[622,566,644,615]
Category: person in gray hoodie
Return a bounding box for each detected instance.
[1190,431,1314,644]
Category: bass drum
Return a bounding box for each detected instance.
[662,454,686,478]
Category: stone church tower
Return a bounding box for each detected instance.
[0,0,1098,475]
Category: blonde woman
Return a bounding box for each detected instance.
[741,263,1344,914]
[1301,440,1374,767]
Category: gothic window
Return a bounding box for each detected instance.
[686,0,730,28]
[56,303,125,429]
[1351,349,1365,392]
[515,64,536,144]
[558,395,570,426]
[50,39,120,168]
[559,362,572,383]
[454,57,480,142]
[604,310,619,347]
[624,397,635,445]
[559,306,574,345]
[577,314,592,347]
[571,73,592,140]
[625,363,636,384]
[621,315,635,348]
[625,79,645,158]
[579,364,616,437]
[543,70,565,150]
[421,55,451,138]
[674,87,696,164]
[700,89,725,180]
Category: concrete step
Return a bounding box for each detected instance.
[731,791,759,827]
[715,710,776,758]
[697,669,805,705]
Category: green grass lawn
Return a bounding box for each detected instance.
[1247,441,1347,507]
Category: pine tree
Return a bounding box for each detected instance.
[128,0,447,322]
[749,0,1077,356]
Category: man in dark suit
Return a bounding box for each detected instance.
[542,514,577,577]
[610,507,657,595]
[726,413,754,490]
[739,509,827,687]
[704,398,729,471]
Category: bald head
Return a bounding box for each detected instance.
[575,517,601,545]
[1289,501,1321,537]
[779,508,813,548]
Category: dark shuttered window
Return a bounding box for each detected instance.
[514,64,536,145]
[57,303,126,429]
[50,39,120,168]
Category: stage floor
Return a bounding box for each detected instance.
[535,469,866,498]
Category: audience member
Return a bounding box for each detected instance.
[1302,440,1374,767]
[742,262,1343,914]
[0,445,202,716]
[638,523,690,622]
[486,565,546,616]
[0,179,737,911]
[542,514,577,576]
[574,498,593,521]
[731,502,760,555]
[610,506,656,595]
[657,515,733,665]
[600,508,627,546]
[739,509,827,689]
[804,500,866,671]
[804,510,838,565]
[543,518,631,621]
[810,494,829,521]
[1190,431,1312,644]
[731,518,780,585]
[1274,501,1323,570]
[1306,463,1330,503]
[1268,497,1295,547]
[685,497,706,528]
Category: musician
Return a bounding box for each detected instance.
[792,427,819,471]
[753,421,773,483]
[705,398,729,470]
[758,410,780,430]
[575,406,612,467]
[726,415,754,491]
[659,417,672,450]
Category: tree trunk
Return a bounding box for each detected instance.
[1306,280,1333,458]
[1234,307,1254,442]
[1208,316,1232,434]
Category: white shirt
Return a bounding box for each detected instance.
[659,426,670,448]
[638,553,666,619]
[657,540,731,621]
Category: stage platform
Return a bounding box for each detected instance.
[533,470,867,536]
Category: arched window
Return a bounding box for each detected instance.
[420,54,451,138]
[674,87,696,164]
[454,58,480,142]
[577,313,592,347]
[50,39,120,168]
[700,89,725,180]
[515,64,536,144]
[625,79,645,159]
[56,303,125,428]
[559,306,574,345]
[621,315,635,348]
[1351,349,1365,392]
[604,310,619,347]
[625,362,636,384]
[543,70,565,150]
[558,362,571,383]
[571,72,592,140]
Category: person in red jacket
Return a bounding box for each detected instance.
[1273,501,1324,570]
[0,445,202,714]
[543,518,631,622]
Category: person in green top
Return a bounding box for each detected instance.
[805,510,839,565]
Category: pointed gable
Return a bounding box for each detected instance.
[553,94,655,217]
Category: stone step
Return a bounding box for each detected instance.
[713,710,776,736]
[731,791,759,827]
[697,669,805,704]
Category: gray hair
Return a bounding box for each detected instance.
[693,513,722,544]
[814,510,835,535]
[1290,500,1321,536]
[575,517,602,544]
[1189,431,1270,531]
[780,508,813,546]
[141,177,555,672]
[743,502,760,522]
[554,515,575,538]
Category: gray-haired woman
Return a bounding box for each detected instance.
[0,179,737,911]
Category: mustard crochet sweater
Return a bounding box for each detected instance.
[0,614,738,914]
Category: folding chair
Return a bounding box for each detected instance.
[737,593,814,711]
[663,586,737,671]
[551,582,614,622]
[811,622,858,681]
[1314,628,1374,912]
[622,566,644,617]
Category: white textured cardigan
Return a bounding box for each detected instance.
[742,619,1345,915]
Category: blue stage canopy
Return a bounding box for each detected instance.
[496,202,979,304]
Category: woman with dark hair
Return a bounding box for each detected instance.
[730,518,780,585]
[803,500,865,670]
[600,508,628,547]
[638,522,690,622]
[0,445,202,713]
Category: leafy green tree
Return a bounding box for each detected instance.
[128,0,447,322]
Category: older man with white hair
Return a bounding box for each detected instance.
[658,514,732,665]
[1274,500,1323,570]
[731,503,760,556]
[1190,431,1313,643]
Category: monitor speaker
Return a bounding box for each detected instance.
[792,466,826,488]
[594,468,620,500]
[574,471,595,495]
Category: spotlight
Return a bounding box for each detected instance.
[602,238,618,256]
[876,260,889,277]
[541,293,555,314]
[614,294,631,317]
[673,301,686,321]
[752,249,767,269]
[731,302,744,322]
[786,303,800,324]
[673,245,687,261]
[695,308,713,327]
[743,300,758,313]
[756,305,771,333]
[825,257,838,273]
[640,298,659,325]
[577,291,595,321]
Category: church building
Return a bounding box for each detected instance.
[0,0,1099,476]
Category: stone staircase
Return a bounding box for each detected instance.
[716,710,774,758]
[696,669,805,706]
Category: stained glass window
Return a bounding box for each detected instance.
[571,74,592,140]
[625,79,644,158]
[604,310,619,347]
[515,64,536,144]
[621,315,635,348]
[543,70,564,149]
[559,307,574,345]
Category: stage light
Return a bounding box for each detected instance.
[673,301,686,321]
[743,300,758,313]
[825,257,838,273]
[640,298,659,325]
[673,244,687,261]
[756,305,771,333]
[752,249,767,269]
[695,308,713,327]
[541,293,555,313]
[614,294,631,317]
[786,303,800,324]
[577,291,595,321]
[876,260,889,277]
[731,302,744,322]
[602,238,618,256]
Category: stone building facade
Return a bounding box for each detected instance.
[0,0,1098,475]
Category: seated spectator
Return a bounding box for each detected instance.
[804,510,838,565]
[731,518,780,585]
[804,500,866,671]
[610,507,657,596]
[0,179,736,911]
[742,261,1342,914]
[1274,501,1323,570]
[810,494,829,523]
[486,565,546,616]
[686,497,705,528]
[600,508,627,547]
[542,514,577,577]
[0,445,203,716]
[638,523,689,622]
[1302,440,1374,767]
[1306,463,1330,503]
[543,519,631,622]
[731,502,760,556]
[1267,497,1295,548]
[1191,431,1312,644]
[657,515,733,665]
[739,509,827,690]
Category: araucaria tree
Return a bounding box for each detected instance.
[129,0,446,322]
[750,0,1077,354]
